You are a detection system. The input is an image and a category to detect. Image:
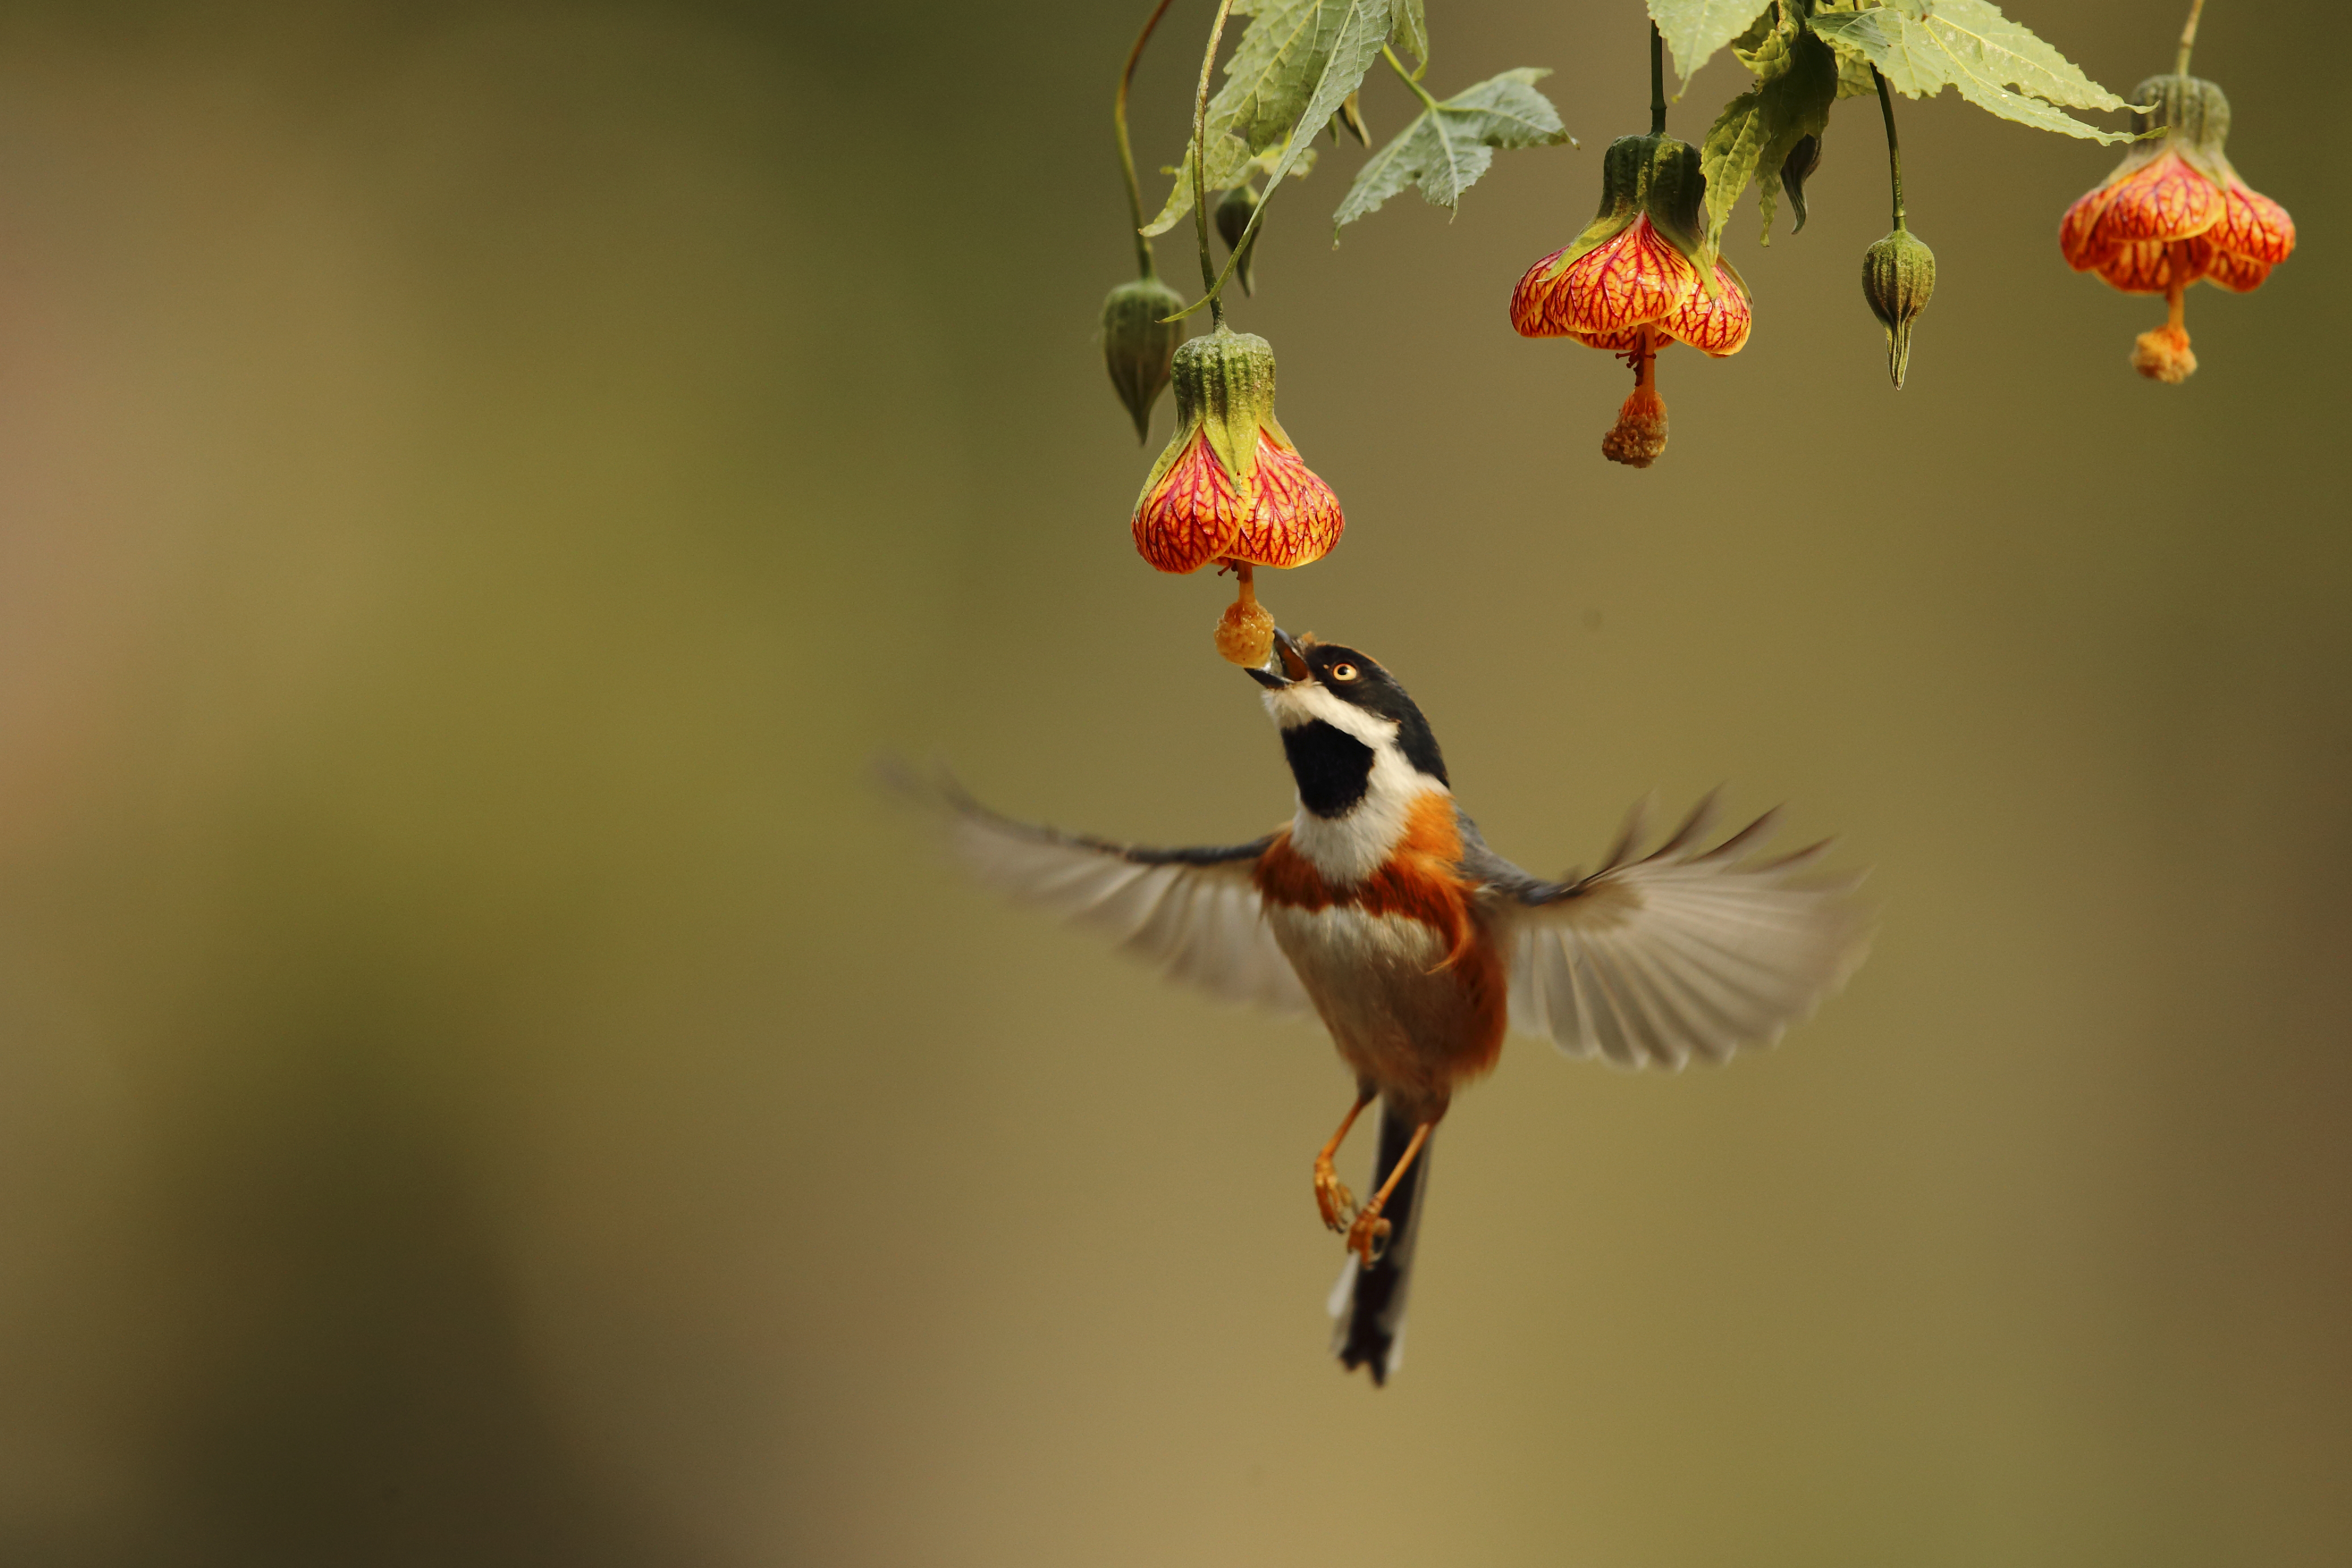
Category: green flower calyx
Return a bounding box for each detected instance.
[1163,324,1284,513]
[1568,133,1714,296]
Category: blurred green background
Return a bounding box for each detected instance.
[0,1,2345,1563]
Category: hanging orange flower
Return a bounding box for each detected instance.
[1131,324,1342,664]
[1512,133,1751,468]
[2060,74,2294,384]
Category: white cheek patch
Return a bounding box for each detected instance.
[1261,682,1401,751]
[1261,679,1450,886]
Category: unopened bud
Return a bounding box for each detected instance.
[1861,227,1936,389]
[1101,275,1187,442]
[1781,133,1822,233]
[1216,183,1261,297]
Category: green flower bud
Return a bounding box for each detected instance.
[1216,183,1262,297]
[1780,133,1822,233]
[1861,227,1936,389]
[1101,275,1186,442]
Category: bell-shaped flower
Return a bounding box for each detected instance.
[1131,324,1342,665]
[2059,75,2295,384]
[1131,325,1342,576]
[1511,134,1750,467]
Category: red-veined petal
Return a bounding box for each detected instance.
[1132,430,1244,574]
[1567,324,1671,354]
[1225,432,1342,569]
[2059,182,2123,271]
[1511,247,1577,338]
[2096,152,2224,247]
[1549,217,1698,337]
[2209,183,2295,266]
[2095,238,2208,295]
[1656,262,1752,356]
[2199,245,2273,294]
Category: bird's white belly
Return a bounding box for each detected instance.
[1266,902,1474,1100]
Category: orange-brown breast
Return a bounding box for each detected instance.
[1254,793,1508,1078]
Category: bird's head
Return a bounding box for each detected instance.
[1247,630,1448,818]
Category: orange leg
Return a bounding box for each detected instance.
[1346,1121,1433,1266]
[1312,1089,1375,1232]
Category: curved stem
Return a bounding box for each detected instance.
[2176,0,2206,76]
[1383,44,1441,115]
[1650,22,1667,134]
[1115,0,1177,278]
[1874,67,1905,231]
[1189,0,1240,324]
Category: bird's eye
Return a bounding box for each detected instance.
[1330,663,1359,681]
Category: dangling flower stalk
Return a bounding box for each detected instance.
[1861,68,1936,388]
[1188,0,1241,324]
[1877,69,1905,233]
[2176,0,2206,77]
[1101,0,1185,441]
[1114,0,1176,281]
[1649,19,1667,137]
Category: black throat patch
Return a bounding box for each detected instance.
[1281,720,1375,818]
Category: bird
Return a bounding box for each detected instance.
[922,629,1870,1384]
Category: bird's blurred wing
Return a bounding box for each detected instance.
[1493,792,1872,1070]
[926,777,1312,1015]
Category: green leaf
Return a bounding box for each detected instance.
[1333,68,1573,235]
[1810,9,1937,96]
[1697,15,1836,262]
[1249,0,1393,217]
[1646,0,1776,85]
[1915,0,2139,113]
[1810,4,2146,144]
[1392,0,1428,69]
[1830,37,1878,99]
[1145,0,1393,237]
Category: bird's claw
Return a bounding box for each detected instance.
[1313,1155,1356,1233]
[1346,1207,1393,1266]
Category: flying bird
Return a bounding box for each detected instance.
[927,630,1869,1384]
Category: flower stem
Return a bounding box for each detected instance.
[2176,0,2206,76]
[1650,22,1667,135]
[1189,0,1239,325]
[1874,67,1906,231]
[1115,0,1176,279]
[1383,44,1442,115]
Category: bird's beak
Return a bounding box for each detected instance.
[1246,627,1311,690]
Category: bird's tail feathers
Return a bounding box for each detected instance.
[1330,1106,1432,1386]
